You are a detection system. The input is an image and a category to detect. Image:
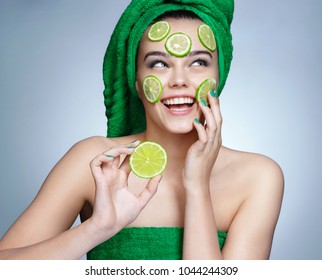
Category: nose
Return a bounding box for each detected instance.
[168,66,189,88]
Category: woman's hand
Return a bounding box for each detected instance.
[89,141,161,238]
[183,92,222,193]
[182,92,223,259]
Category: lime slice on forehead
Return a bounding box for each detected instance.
[195,78,217,105]
[148,21,171,42]
[197,24,217,52]
[143,75,162,103]
[165,32,192,57]
[130,141,168,179]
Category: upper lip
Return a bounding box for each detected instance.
[161,96,195,106]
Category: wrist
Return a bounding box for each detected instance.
[84,218,119,245]
[184,180,210,194]
[184,186,211,201]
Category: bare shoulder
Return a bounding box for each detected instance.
[217,147,284,258]
[219,146,284,195]
[65,134,137,160]
[71,134,142,153]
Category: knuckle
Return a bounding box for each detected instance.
[200,137,208,145]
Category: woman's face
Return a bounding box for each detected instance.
[136,17,219,134]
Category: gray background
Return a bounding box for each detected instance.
[0,0,321,259]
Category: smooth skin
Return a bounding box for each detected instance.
[0,18,284,260]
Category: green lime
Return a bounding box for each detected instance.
[165,32,192,57]
[148,21,171,42]
[197,24,216,52]
[143,75,162,103]
[195,78,217,105]
[130,141,168,179]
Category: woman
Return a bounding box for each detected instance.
[0,0,284,260]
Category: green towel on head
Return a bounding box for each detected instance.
[103,0,234,137]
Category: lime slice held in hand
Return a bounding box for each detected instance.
[165,32,192,57]
[195,78,217,105]
[130,141,168,179]
[198,24,217,52]
[148,21,171,42]
[143,75,162,104]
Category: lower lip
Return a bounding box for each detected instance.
[163,103,196,116]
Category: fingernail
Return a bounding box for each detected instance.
[127,146,135,149]
[214,90,219,98]
[201,99,207,106]
[210,89,216,97]
[131,139,140,143]
[105,155,114,158]
[194,118,201,124]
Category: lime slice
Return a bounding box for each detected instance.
[143,75,162,103]
[148,21,170,42]
[130,141,168,179]
[165,32,192,57]
[197,24,216,52]
[195,78,217,105]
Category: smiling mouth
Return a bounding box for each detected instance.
[161,97,195,111]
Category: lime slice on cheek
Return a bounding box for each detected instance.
[130,141,168,179]
[195,78,217,105]
[143,75,163,104]
[148,21,171,42]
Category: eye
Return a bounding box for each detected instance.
[148,60,168,68]
[191,59,209,67]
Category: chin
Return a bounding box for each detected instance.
[165,121,195,135]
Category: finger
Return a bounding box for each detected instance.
[104,139,140,156]
[117,140,140,171]
[199,98,217,142]
[193,117,208,150]
[119,154,131,176]
[137,175,161,210]
[90,154,114,181]
[103,146,135,158]
[207,93,223,149]
[208,92,223,134]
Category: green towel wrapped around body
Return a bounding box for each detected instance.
[103,0,234,137]
[87,227,227,260]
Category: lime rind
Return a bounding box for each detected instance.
[195,78,217,105]
[198,24,217,52]
[165,32,192,57]
[130,141,168,179]
[143,75,163,104]
[148,21,171,42]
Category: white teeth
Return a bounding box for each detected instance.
[162,97,194,106]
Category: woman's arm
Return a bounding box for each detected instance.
[222,158,284,259]
[182,93,223,259]
[182,91,284,259]
[0,137,160,259]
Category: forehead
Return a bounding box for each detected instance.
[139,18,206,54]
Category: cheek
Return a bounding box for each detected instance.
[135,80,143,99]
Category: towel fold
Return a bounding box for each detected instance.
[103,0,234,137]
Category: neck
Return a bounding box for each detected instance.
[142,126,198,176]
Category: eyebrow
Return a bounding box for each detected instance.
[144,50,213,61]
[189,50,213,59]
[144,51,169,61]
